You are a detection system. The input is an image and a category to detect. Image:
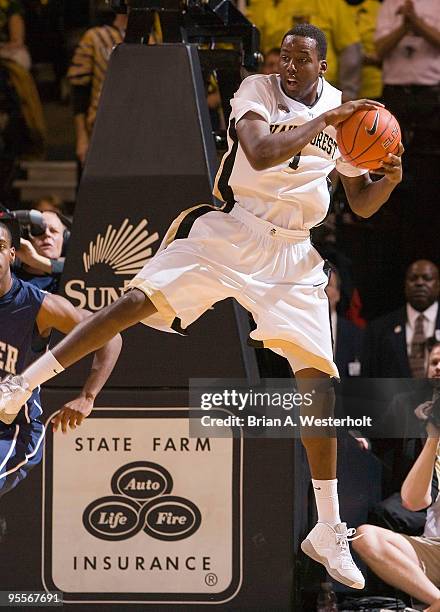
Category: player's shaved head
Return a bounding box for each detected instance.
[282,24,327,60]
[278,25,327,105]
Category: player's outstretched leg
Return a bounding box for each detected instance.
[0,289,156,416]
[295,369,364,590]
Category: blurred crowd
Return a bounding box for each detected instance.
[0,1,440,603]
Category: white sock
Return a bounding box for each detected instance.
[23,350,65,390]
[312,478,341,526]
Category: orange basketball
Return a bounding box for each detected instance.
[336,107,401,170]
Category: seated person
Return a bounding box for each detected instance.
[364,343,440,535]
[14,210,69,293]
[353,400,440,611]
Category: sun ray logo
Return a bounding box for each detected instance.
[82,219,159,276]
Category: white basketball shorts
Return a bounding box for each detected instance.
[127,203,338,377]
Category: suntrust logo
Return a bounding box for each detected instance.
[83,461,202,542]
[65,218,159,310]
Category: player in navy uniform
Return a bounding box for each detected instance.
[0,25,404,587]
[0,220,121,498]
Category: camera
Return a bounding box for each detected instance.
[0,206,47,249]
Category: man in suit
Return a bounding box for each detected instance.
[327,266,363,377]
[362,260,440,378]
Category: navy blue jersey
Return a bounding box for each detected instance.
[0,276,48,423]
[14,264,59,294]
[0,276,53,498]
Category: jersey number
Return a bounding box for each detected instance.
[289,151,302,170]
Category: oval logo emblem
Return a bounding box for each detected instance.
[83,496,142,540]
[111,461,173,501]
[142,496,202,541]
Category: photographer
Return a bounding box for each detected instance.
[353,348,440,610]
[14,210,69,293]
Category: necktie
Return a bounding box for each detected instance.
[409,314,426,378]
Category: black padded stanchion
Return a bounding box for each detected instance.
[54,43,258,387]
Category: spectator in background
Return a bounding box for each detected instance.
[346,0,383,100]
[0,0,45,178]
[0,0,30,70]
[32,195,64,214]
[67,10,128,166]
[261,47,280,75]
[375,0,440,156]
[247,0,362,100]
[14,210,69,293]
[375,0,440,267]
[353,406,440,611]
[362,260,440,378]
[21,0,67,101]
[326,266,363,378]
[205,73,224,131]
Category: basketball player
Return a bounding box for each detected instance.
[0,24,403,588]
[0,220,121,498]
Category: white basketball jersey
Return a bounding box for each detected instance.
[214,74,367,231]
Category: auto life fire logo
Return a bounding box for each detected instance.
[65,219,159,310]
[83,461,202,542]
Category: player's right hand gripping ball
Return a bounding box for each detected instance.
[336,107,401,171]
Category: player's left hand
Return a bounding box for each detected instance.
[373,142,404,184]
[51,395,94,433]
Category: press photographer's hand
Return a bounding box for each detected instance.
[415,401,440,438]
[414,400,433,422]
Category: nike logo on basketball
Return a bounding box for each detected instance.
[366,112,379,136]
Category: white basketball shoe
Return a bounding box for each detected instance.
[0,375,32,424]
[301,522,365,589]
